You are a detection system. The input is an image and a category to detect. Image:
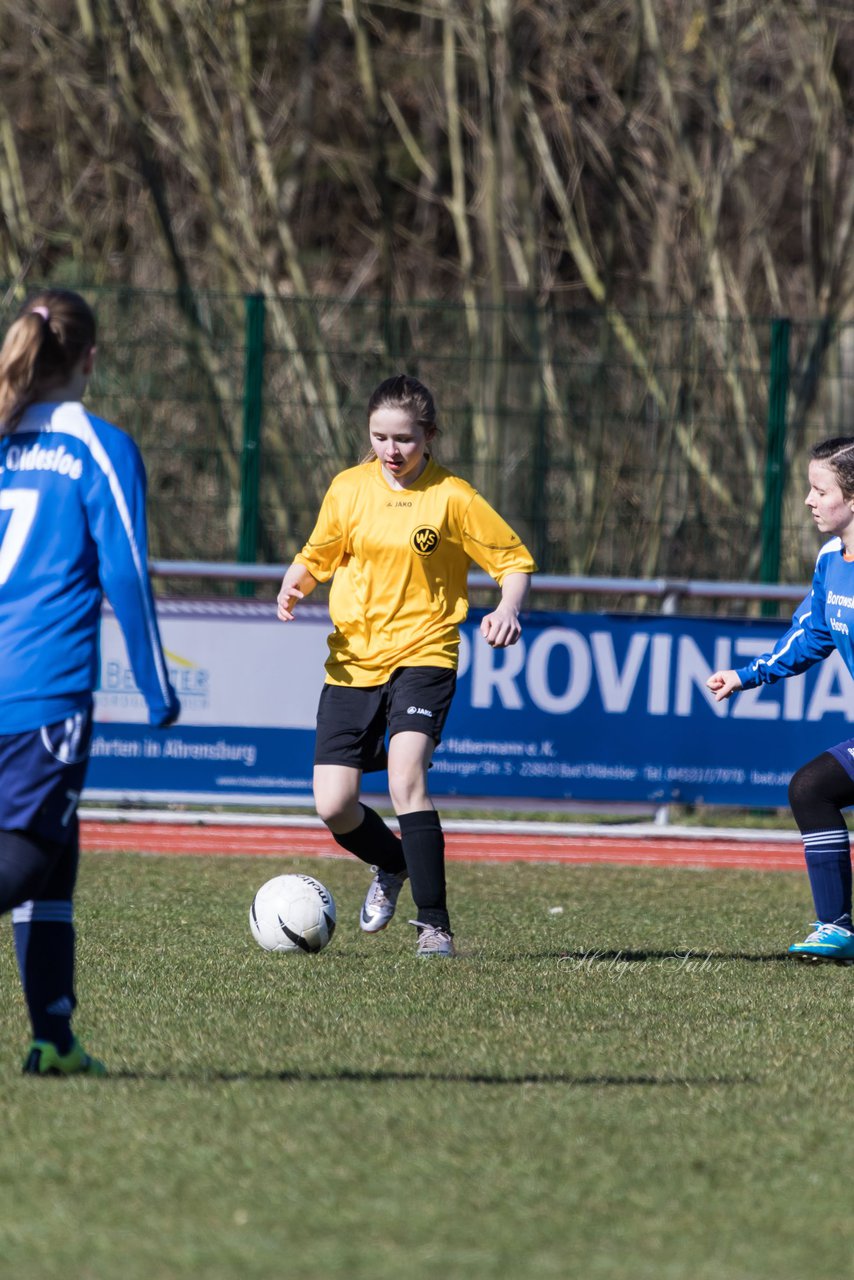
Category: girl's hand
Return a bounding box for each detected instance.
[480,605,522,648]
[276,583,304,622]
[706,670,743,701]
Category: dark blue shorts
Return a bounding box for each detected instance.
[827,738,854,783]
[315,666,457,773]
[0,708,92,843]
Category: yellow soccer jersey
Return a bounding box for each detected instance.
[294,457,537,686]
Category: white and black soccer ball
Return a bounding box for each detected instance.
[249,874,337,954]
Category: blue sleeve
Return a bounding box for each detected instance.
[84,424,180,726]
[734,588,834,689]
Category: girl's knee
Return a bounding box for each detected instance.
[313,787,363,831]
[787,752,854,829]
[387,773,430,814]
[315,794,355,828]
[313,766,361,829]
[787,763,813,810]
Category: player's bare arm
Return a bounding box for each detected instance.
[480,572,531,648]
[706,669,743,701]
[277,563,318,622]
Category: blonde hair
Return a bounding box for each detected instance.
[0,289,96,435]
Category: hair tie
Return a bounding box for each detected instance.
[31,306,50,321]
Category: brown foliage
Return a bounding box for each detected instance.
[1,1,853,580]
[0,0,850,313]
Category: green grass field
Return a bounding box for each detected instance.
[1,849,852,1280]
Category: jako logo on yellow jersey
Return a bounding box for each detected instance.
[411,526,440,556]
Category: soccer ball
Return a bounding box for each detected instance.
[249,874,337,954]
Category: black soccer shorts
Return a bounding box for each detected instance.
[314,666,457,773]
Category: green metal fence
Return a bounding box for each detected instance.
[5,285,853,607]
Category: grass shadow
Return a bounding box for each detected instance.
[107,1067,757,1087]
[548,948,794,965]
[473,948,795,964]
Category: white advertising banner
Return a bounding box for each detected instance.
[95,601,329,729]
[87,598,854,807]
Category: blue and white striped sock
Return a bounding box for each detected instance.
[800,829,853,926]
[13,899,76,1053]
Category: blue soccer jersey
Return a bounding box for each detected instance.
[0,401,179,732]
[735,538,854,689]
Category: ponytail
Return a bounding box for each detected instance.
[0,289,96,435]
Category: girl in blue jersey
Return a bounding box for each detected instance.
[708,437,854,963]
[0,289,179,1075]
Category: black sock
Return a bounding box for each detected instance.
[2,829,77,1054]
[329,805,407,874]
[398,810,450,932]
[13,906,76,1054]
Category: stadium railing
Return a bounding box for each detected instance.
[151,561,809,614]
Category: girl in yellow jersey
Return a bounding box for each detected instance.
[277,375,536,956]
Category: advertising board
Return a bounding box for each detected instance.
[87,599,854,807]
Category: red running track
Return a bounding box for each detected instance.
[80,820,805,873]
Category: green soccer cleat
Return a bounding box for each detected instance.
[788,921,854,965]
[22,1037,107,1077]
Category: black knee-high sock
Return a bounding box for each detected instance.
[397,810,449,932]
[13,903,76,1053]
[330,804,407,875]
[2,829,79,1054]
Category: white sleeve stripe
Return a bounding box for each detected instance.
[752,628,805,670]
[18,411,172,705]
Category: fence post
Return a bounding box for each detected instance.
[237,292,266,598]
[529,296,549,570]
[759,318,790,616]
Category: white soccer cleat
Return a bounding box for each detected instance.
[410,920,456,957]
[360,866,408,933]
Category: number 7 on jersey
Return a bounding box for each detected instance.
[0,489,39,585]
